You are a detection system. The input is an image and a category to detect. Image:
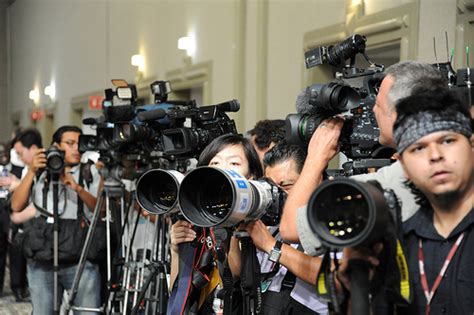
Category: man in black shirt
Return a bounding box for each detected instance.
[339,90,473,314]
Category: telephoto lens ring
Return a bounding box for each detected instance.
[307,178,390,248]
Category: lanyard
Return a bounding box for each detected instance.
[418,232,464,315]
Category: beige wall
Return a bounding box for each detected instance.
[5,0,461,140]
[0,0,8,139]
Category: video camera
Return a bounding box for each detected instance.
[80,80,240,177]
[286,35,389,169]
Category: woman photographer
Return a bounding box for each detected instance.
[168,134,262,314]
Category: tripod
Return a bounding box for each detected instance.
[65,173,126,314]
[51,173,61,315]
[129,214,169,315]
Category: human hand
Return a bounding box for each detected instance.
[307,117,344,163]
[61,169,79,192]
[30,148,47,173]
[0,174,15,187]
[337,243,383,291]
[244,220,275,253]
[170,220,196,253]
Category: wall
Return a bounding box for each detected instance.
[417,0,457,63]
[0,0,8,139]
[5,0,461,140]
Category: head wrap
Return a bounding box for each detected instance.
[393,110,472,154]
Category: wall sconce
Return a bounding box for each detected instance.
[178,36,195,57]
[44,84,56,100]
[131,54,145,72]
[29,88,40,105]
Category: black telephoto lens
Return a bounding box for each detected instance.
[307,178,390,248]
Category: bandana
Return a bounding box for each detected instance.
[393,111,472,154]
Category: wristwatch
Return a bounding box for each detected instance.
[268,240,283,263]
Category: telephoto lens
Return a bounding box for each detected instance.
[307,178,391,248]
[136,169,184,215]
[178,166,284,228]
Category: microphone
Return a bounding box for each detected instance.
[137,108,167,122]
[295,88,314,115]
[214,99,240,112]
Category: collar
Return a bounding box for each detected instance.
[403,206,474,241]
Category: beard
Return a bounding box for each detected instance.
[431,189,465,211]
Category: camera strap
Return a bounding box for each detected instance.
[315,248,342,314]
[240,236,262,314]
[168,242,199,315]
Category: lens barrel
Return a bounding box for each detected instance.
[136,169,184,215]
[307,178,390,248]
[178,167,273,227]
[46,147,65,174]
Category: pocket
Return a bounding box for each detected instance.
[456,261,474,311]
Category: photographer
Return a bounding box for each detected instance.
[243,141,328,314]
[338,90,473,314]
[279,61,449,254]
[12,126,102,314]
[168,134,263,314]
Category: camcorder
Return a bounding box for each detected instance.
[79,80,240,178]
[286,34,391,176]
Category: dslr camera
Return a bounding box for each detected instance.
[45,146,65,174]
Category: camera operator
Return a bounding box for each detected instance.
[243,141,328,314]
[279,61,449,254]
[338,90,473,314]
[11,126,102,314]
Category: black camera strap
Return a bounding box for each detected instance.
[240,236,262,314]
[315,248,343,314]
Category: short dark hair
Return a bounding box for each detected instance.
[263,141,307,174]
[198,134,263,179]
[247,119,285,150]
[14,128,43,149]
[52,125,82,145]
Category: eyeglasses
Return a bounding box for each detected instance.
[61,140,79,148]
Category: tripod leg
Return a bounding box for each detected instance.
[65,188,105,313]
[122,205,142,315]
[106,193,136,314]
[145,217,160,315]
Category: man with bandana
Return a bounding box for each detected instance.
[338,90,473,314]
